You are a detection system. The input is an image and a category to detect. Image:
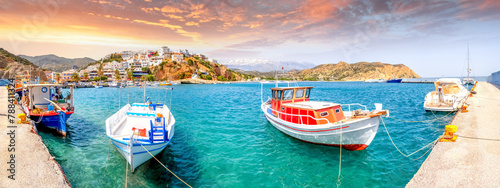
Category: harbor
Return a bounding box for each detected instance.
[407,82,500,187]
[0,86,70,187]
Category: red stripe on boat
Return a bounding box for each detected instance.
[299,139,368,151]
[268,116,349,132]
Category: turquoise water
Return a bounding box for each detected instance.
[38,82,454,187]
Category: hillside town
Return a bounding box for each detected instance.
[45,46,225,83]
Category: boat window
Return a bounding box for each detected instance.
[305,88,311,98]
[277,90,283,100]
[283,90,294,100]
[295,89,304,98]
[335,109,340,113]
[320,111,329,117]
[272,90,276,99]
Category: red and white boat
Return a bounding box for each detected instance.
[261,86,389,150]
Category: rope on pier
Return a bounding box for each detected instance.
[139,143,193,188]
[385,110,454,123]
[456,135,500,142]
[381,118,441,159]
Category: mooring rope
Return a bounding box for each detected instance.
[381,118,440,158]
[103,139,112,176]
[385,110,454,123]
[125,152,128,188]
[139,143,192,188]
[336,121,343,188]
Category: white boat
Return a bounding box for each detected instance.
[106,89,175,172]
[95,85,103,88]
[364,79,387,83]
[109,82,120,88]
[423,78,469,112]
[260,85,389,150]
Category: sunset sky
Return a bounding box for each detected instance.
[1,0,499,77]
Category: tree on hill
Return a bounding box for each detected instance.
[97,63,103,77]
[126,69,133,80]
[71,73,80,82]
[114,69,121,80]
[146,75,155,81]
[55,73,61,83]
[83,72,89,81]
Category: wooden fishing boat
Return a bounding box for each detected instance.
[20,84,75,136]
[423,78,469,112]
[261,86,389,150]
[106,88,175,172]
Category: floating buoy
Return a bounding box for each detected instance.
[440,125,457,142]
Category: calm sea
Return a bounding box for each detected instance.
[38,82,455,187]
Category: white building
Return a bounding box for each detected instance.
[172,53,184,63]
[159,46,170,56]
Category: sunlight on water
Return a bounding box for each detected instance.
[38,82,454,187]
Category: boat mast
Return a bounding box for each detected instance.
[467,43,470,80]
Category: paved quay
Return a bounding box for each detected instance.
[0,87,70,188]
[407,82,500,187]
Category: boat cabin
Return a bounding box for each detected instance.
[270,87,345,125]
[434,79,463,95]
[23,84,75,113]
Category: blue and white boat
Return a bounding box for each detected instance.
[20,84,75,136]
[105,88,175,172]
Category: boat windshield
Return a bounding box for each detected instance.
[305,88,311,98]
[295,89,304,98]
[283,90,294,100]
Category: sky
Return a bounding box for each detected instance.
[0,0,499,77]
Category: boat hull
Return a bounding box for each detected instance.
[387,79,402,83]
[30,112,73,136]
[261,103,379,151]
[111,138,170,171]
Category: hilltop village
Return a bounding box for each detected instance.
[46,46,253,83]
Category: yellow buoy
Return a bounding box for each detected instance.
[462,105,469,113]
[440,125,457,142]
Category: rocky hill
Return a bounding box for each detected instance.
[0,48,47,81]
[297,61,420,81]
[19,54,95,72]
[153,57,252,81]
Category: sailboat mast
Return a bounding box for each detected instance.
[467,44,470,79]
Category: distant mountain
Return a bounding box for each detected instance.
[223,59,315,72]
[297,61,421,81]
[0,48,47,80]
[18,54,95,72]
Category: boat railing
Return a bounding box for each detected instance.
[107,104,131,134]
[341,103,368,112]
[266,105,333,125]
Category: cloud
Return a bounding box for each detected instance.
[226,38,285,49]
[206,49,261,59]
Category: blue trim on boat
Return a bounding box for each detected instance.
[110,139,169,155]
[126,112,156,117]
[108,136,168,146]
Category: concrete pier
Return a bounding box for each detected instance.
[0,87,70,187]
[407,82,500,187]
